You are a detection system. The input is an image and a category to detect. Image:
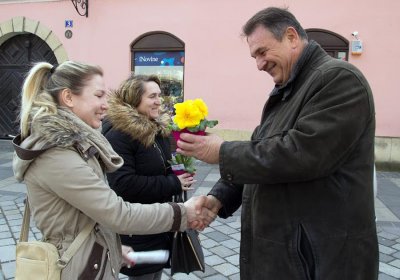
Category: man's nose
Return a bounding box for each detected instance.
[256,57,265,71]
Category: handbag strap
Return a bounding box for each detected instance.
[19,198,96,268]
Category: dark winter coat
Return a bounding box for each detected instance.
[209,41,378,280]
[103,98,181,276]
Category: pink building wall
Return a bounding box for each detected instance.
[0,0,399,137]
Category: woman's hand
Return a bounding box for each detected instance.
[121,245,135,268]
[177,173,196,191]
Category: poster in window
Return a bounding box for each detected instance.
[134,51,185,115]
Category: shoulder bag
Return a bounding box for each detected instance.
[15,199,95,280]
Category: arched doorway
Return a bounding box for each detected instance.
[306,29,349,61]
[0,34,57,138]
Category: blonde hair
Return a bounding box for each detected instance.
[20,61,103,138]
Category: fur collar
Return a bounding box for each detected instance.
[106,94,171,147]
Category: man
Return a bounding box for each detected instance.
[177,7,378,280]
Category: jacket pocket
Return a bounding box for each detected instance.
[297,224,316,280]
[78,242,106,280]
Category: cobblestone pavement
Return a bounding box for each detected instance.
[1,139,400,279]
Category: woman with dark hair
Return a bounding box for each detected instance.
[103,74,195,280]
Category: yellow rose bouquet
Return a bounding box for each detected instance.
[168,98,218,175]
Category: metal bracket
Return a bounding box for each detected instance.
[71,0,88,17]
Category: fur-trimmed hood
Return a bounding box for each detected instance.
[13,108,123,182]
[105,94,171,147]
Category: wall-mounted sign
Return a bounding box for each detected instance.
[65,20,73,28]
[65,30,73,39]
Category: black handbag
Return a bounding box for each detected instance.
[170,191,205,275]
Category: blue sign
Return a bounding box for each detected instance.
[134,51,185,66]
[65,20,73,28]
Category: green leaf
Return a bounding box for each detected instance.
[206,120,218,128]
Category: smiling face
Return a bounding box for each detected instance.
[137,81,162,120]
[247,25,301,86]
[69,74,109,128]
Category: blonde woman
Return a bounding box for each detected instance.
[12,61,213,279]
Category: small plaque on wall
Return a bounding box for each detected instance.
[65,30,73,39]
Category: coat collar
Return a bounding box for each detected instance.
[106,94,171,147]
[270,40,325,100]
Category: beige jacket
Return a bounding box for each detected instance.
[13,109,187,280]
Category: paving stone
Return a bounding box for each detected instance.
[380,253,395,263]
[0,245,16,262]
[392,251,400,259]
[205,230,231,242]
[209,245,236,258]
[7,219,22,227]
[0,238,15,246]
[229,273,240,280]
[0,231,11,239]
[220,239,240,249]
[204,275,229,280]
[392,243,400,251]
[4,213,21,221]
[2,206,18,211]
[201,238,219,249]
[205,255,225,266]
[0,225,8,233]
[193,264,218,278]
[229,232,241,241]
[202,247,213,257]
[213,262,240,276]
[379,231,400,240]
[225,254,240,266]
[0,201,14,207]
[389,259,400,269]
[1,261,15,279]
[226,221,241,229]
[379,236,397,247]
[379,244,397,255]
[379,273,399,280]
[380,262,400,278]
[171,272,200,279]
[214,225,238,235]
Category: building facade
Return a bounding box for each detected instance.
[0,0,399,169]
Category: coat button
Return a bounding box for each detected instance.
[227,173,233,181]
[94,263,98,270]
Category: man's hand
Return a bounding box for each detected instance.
[184,195,217,231]
[176,133,224,164]
[204,195,222,215]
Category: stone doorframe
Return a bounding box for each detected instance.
[0,16,68,63]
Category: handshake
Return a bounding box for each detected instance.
[184,195,222,231]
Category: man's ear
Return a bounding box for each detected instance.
[285,27,300,48]
[59,88,74,108]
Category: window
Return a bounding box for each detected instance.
[131,32,185,115]
[306,29,349,61]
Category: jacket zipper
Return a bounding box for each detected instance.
[154,140,167,175]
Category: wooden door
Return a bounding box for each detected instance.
[0,34,57,138]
